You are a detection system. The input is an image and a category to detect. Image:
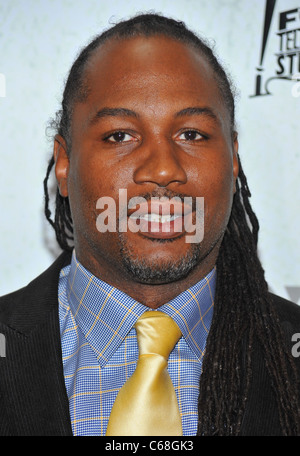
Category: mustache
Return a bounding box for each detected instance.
[128,189,199,212]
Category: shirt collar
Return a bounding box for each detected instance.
[159,269,215,360]
[66,251,215,367]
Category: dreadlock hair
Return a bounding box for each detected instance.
[44,12,300,435]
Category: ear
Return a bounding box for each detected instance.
[53,134,69,197]
[232,132,239,194]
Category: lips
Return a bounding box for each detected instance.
[127,199,193,239]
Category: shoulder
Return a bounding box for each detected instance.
[270,292,300,329]
[0,251,72,333]
[269,292,300,360]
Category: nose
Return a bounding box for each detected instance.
[133,138,187,187]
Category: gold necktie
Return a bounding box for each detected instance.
[106,311,183,436]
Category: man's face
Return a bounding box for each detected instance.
[55,35,238,288]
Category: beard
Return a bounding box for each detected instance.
[118,232,206,284]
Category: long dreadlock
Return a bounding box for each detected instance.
[43,13,300,435]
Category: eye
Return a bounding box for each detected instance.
[104,131,135,143]
[177,130,205,141]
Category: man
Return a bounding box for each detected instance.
[0,13,299,436]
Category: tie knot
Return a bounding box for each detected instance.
[135,311,182,359]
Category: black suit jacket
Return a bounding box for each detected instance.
[0,251,299,436]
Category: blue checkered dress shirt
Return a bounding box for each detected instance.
[58,250,216,436]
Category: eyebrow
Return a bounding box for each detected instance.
[89,105,218,125]
[90,107,139,124]
[174,106,218,122]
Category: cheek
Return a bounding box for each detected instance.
[69,150,110,197]
[67,152,128,238]
[67,157,101,233]
[196,157,235,229]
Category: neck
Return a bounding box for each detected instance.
[74,245,219,309]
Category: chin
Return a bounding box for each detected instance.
[117,225,225,285]
[118,237,204,284]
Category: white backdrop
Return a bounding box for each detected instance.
[0,0,299,303]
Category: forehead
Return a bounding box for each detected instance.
[77,35,230,129]
[87,35,211,82]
